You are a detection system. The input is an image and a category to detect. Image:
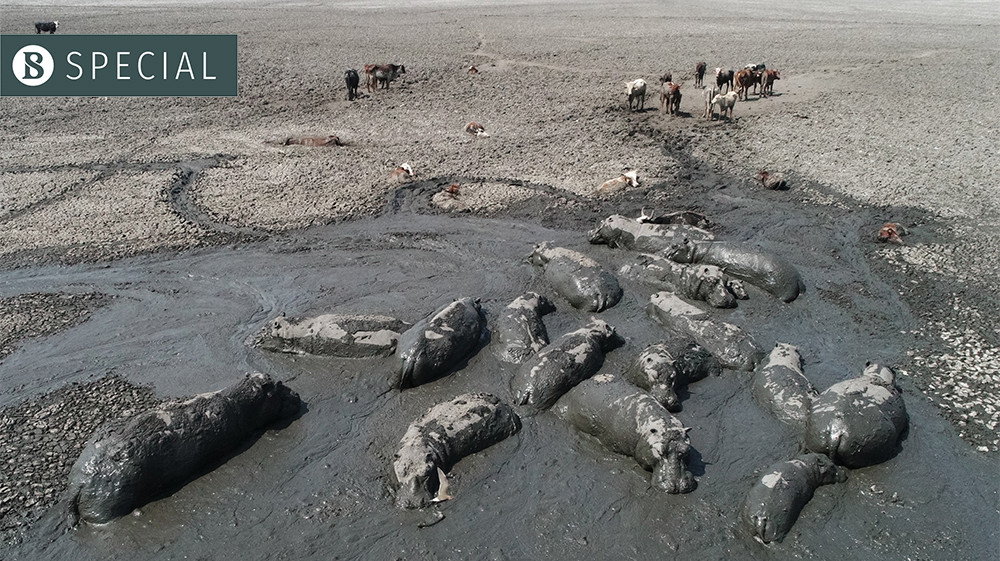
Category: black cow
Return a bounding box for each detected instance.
[715,68,734,93]
[345,69,360,101]
[35,21,59,34]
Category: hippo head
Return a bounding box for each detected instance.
[585,318,624,351]
[393,457,438,509]
[587,217,614,245]
[527,242,551,266]
[812,453,849,485]
[249,373,301,423]
[649,383,681,413]
[663,238,696,263]
[650,433,697,494]
[863,361,897,387]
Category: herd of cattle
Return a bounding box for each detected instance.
[626,62,781,120]
[345,60,778,122]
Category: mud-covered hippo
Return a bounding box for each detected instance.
[664,239,805,303]
[393,297,488,389]
[252,313,408,358]
[492,292,556,364]
[751,343,818,426]
[554,373,697,494]
[393,393,521,509]
[620,253,746,308]
[67,373,301,525]
[804,363,908,468]
[512,318,621,412]
[529,243,622,312]
[743,453,847,543]
[587,214,714,253]
[623,340,721,412]
[647,291,765,371]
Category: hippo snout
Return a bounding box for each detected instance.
[650,385,681,413]
[652,456,696,494]
[275,382,302,419]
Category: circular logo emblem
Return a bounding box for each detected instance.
[12,45,54,86]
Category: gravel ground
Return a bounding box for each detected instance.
[0,0,998,558]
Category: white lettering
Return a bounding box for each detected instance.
[116,51,130,80]
[175,52,194,80]
[66,51,83,80]
[202,52,216,80]
[91,52,108,80]
[137,51,155,80]
[162,52,167,80]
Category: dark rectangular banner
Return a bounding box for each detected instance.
[1,34,237,97]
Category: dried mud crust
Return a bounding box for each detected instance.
[0,292,114,361]
[0,375,160,546]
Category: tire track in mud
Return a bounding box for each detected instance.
[165,155,268,243]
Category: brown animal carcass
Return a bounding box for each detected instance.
[756,170,788,190]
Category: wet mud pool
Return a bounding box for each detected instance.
[1,141,996,560]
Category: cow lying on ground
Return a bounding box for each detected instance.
[35,21,58,33]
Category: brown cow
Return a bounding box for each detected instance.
[694,62,706,88]
[761,70,781,97]
[734,69,755,101]
[365,64,406,91]
[660,82,682,116]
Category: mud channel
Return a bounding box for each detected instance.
[1,131,996,560]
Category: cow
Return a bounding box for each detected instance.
[345,69,360,101]
[760,70,780,97]
[734,68,755,101]
[35,21,58,34]
[660,82,681,116]
[694,62,706,88]
[715,68,734,93]
[703,85,720,119]
[660,72,673,84]
[711,91,739,120]
[365,64,405,91]
[626,79,647,111]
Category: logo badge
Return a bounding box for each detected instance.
[12,45,54,86]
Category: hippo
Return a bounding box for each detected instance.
[623,340,721,412]
[529,242,622,312]
[647,291,765,371]
[393,393,521,509]
[587,214,714,253]
[620,253,746,308]
[664,238,805,303]
[67,373,301,525]
[804,363,908,468]
[394,297,487,389]
[751,343,818,426]
[492,292,556,364]
[743,453,847,543]
[554,373,697,494]
[512,318,621,413]
[252,313,408,358]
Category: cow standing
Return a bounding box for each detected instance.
[345,69,360,101]
[694,62,706,88]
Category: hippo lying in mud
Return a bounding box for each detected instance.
[67,373,301,525]
[512,318,621,413]
[624,340,721,412]
[647,291,765,371]
[751,343,818,426]
[393,393,521,509]
[393,297,487,389]
[587,214,714,253]
[554,373,697,494]
[253,313,408,358]
[492,292,556,364]
[529,243,622,312]
[620,253,747,309]
[664,239,805,303]
[804,363,908,468]
[743,453,847,543]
